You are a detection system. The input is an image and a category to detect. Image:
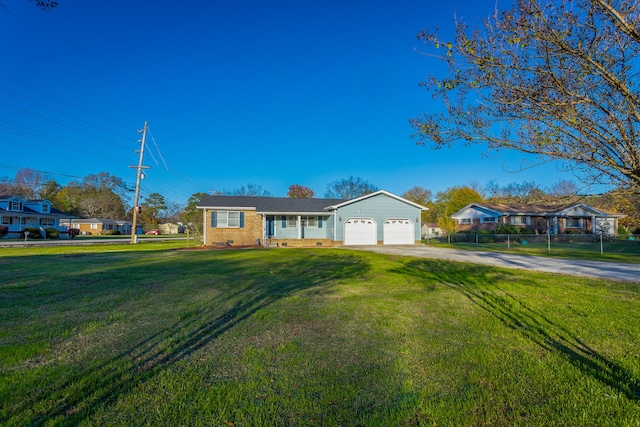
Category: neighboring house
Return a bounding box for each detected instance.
[0,196,73,238]
[421,222,443,238]
[59,218,142,235]
[159,223,186,235]
[451,202,625,235]
[197,190,427,247]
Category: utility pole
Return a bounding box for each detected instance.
[129,121,150,244]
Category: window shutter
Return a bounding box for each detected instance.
[318,216,322,228]
[240,212,244,228]
[211,211,217,228]
[282,216,286,228]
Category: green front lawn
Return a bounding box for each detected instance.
[1,244,639,426]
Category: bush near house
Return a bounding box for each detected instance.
[493,224,521,235]
[100,230,121,236]
[44,228,60,239]
[21,227,44,239]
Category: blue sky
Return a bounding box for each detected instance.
[1,0,577,205]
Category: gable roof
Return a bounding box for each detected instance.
[324,190,428,210]
[197,195,347,215]
[452,202,625,218]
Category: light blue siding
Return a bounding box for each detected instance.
[272,214,334,239]
[334,193,421,241]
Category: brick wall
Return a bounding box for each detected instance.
[268,238,335,248]
[205,210,262,246]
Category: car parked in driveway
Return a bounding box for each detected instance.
[145,229,161,235]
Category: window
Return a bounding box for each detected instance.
[565,218,583,228]
[9,200,22,211]
[459,218,472,224]
[510,216,530,225]
[40,218,54,226]
[1,216,11,225]
[42,205,49,213]
[216,211,241,228]
[481,217,497,223]
[90,223,98,230]
[301,216,317,228]
[286,216,298,228]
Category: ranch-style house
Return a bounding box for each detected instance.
[197,190,427,247]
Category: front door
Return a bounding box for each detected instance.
[266,215,275,238]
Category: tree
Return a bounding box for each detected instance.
[287,184,315,198]
[402,186,432,223]
[181,192,208,237]
[486,180,545,203]
[1,0,58,11]
[140,192,167,229]
[402,186,432,206]
[51,172,127,219]
[14,167,46,199]
[548,179,579,199]
[411,0,640,192]
[39,180,61,201]
[432,186,484,234]
[324,176,378,199]
[215,183,272,197]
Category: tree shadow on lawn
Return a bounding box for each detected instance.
[396,259,640,401]
[22,251,371,425]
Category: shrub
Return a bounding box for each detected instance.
[22,227,44,239]
[493,224,521,234]
[564,229,582,234]
[44,228,60,239]
[100,229,121,235]
[479,236,494,243]
[0,225,7,237]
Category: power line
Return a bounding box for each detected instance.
[0,163,86,179]
[0,99,134,151]
[0,73,137,133]
[0,87,135,142]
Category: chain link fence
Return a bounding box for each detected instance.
[424,233,640,256]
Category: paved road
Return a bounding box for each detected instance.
[0,236,187,248]
[346,245,640,283]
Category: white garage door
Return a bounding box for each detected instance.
[344,218,377,245]
[383,218,414,245]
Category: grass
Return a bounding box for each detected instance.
[426,235,640,264]
[1,243,639,426]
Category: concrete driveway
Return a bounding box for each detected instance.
[345,245,640,283]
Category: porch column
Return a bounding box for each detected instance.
[297,215,302,239]
[591,215,596,233]
[202,209,207,246]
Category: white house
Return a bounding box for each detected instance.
[0,196,73,238]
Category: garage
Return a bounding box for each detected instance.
[383,218,414,245]
[343,218,377,245]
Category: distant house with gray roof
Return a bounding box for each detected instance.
[59,218,142,235]
[451,202,625,235]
